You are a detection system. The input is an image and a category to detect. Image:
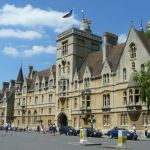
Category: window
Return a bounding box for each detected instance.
[141,64,145,70]
[84,78,90,88]
[130,43,136,59]
[135,89,140,103]
[66,98,69,108]
[49,79,53,88]
[18,110,20,116]
[129,89,133,104]
[49,108,52,114]
[143,114,150,125]
[74,98,77,108]
[28,111,31,124]
[86,96,90,108]
[35,83,39,91]
[123,68,127,81]
[62,41,68,56]
[103,94,110,107]
[58,100,60,108]
[132,62,135,70]
[42,95,44,104]
[58,65,61,76]
[123,91,127,105]
[23,86,26,94]
[35,96,38,104]
[121,114,127,125]
[103,74,110,84]
[103,115,110,126]
[74,80,78,90]
[67,62,70,75]
[33,110,37,124]
[49,94,52,103]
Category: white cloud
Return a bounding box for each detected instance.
[0,4,80,33]
[118,33,127,44]
[2,45,56,57]
[3,47,19,57]
[0,29,42,39]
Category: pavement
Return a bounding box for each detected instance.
[0,131,150,150]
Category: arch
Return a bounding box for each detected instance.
[57,113,68,127]
[28,110,31,124]
[33,110,37,124]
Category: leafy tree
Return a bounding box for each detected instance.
[144,30,150,42]
[133,62,150,112]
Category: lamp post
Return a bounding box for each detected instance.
[88,114,96,129]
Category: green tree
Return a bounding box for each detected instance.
[133,62,150,112]
[144,30,150,42]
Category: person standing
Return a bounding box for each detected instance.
[144,126,148,138]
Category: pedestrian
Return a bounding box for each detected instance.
[52,123,56,136]
[5,123,8,135]
[144,126,148,138]
[132,124,136,133]
[132,124,137,140]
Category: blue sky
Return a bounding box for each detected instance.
[0,0,150,87]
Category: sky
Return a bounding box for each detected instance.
[0,0,150,87]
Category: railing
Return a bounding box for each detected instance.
[81,89,91,95]
[126,103,142,111]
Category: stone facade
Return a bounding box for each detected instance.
[3,20,150,132]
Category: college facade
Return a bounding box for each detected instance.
[1,19,150,131]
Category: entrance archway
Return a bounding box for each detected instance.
[58,113,68,127]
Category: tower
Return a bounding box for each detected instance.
[55,19,102,126]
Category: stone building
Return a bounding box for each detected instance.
[13,19,150,131]
[0,80,15,125]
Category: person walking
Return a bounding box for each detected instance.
[52,123,56,136]
[144,126,148,138]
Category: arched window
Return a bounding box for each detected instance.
[33,110,37,124]
[28,110,31,124]
[103,114,110,126]
[130,43,136,59]
[74,80,78,90]
[74,117,77,128]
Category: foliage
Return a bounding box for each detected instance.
[144,30,150,42]
[133,62,150,112]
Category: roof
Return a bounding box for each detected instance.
[78,43,125,79]
[16,67,24,83]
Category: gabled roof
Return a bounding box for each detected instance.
[135,29,150,55]
[107,43,125,72]
[16,67,24,83]
[78,43,125,79]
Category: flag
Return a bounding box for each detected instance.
[62,10,73,18]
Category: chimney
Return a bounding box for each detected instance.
[2,82,9,93]
[103,32,118,62]
[9,80,15,89]
[28,65,33,79]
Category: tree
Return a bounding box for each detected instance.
[133,62,150,112]
[144,30,150,42]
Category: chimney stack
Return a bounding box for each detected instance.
[2,82,9,93]
[28,65,33,79]
[103,32,118,62]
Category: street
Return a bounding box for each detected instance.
[0,131,150,150]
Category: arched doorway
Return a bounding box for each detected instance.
[58,113,68,127]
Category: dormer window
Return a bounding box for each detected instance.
[49,79,53,88]
[58,65,61,76]
[42,82,45,90]
[74,80,78,90]
[103,74,110,85]
[35,83,39,91]
[62,41,68,56]
[130,43,136,59]
[22,86,27,94]
[84,78,90,88]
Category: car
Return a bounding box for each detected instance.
[59,126,77,136]
[106,127,138,140]
[78,128,103,137]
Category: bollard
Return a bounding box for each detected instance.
[117,130,127,147]
[80,128,88,144]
